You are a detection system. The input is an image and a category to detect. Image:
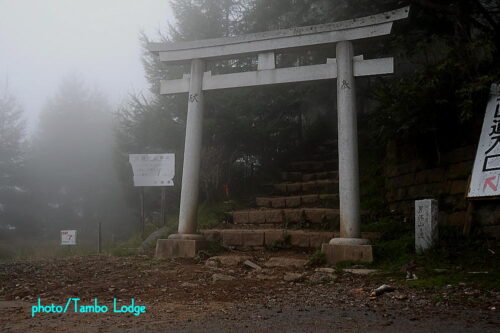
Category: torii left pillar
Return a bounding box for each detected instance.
[156,59,208,258]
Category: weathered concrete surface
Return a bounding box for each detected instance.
[201,229,380,249]
[289,231,311,248]
[175,58,205,237]
[231,208,340,224]
[321,243,373,264]
[149,7,409,55]
[264,229,287,246]
[336,40,361,239]
[155,239,208,258]
[415,199,438,253]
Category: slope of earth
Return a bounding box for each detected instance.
[0,252,499,332]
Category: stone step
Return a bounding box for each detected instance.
[271,179,339,195]
[231,208,340,225]
[288,160,337,172]
[256,194,339,208]
[281,171,338,182]
[200,228,380,249]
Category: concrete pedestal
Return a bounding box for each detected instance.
[322,238,373,264]
[155,238,208,259]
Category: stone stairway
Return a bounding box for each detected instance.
[201,140,378,249]
[231,140,340,229]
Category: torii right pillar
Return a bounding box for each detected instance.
[321,40,373,264]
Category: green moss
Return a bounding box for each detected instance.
[265,231,291,251]
[307,250,327,267]
[197,201,246,229]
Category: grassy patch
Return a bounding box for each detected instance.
[197,241,227,260]
[360,218,500,291]
[105,233,142,257]
[143,216,178,237]
[197,201,246,229]
[307,249,326,267]
[0,239,97,261]
[405,271,500,290]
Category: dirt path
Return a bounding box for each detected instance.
[0,252,499,332]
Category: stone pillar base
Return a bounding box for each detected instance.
[155,238,208,259]
[168,233,205,240]
[321,243,373,264]
[329,237,370,246]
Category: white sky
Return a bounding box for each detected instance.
[0,0,174,133]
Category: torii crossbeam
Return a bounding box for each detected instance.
[148,7,410,260]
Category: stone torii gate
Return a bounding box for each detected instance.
[149,7,409,260]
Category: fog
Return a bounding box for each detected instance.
[0,0,176,256]
[0,0,173,132]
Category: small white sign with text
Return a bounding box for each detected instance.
[129,154,175,187]
[61,230,77,245]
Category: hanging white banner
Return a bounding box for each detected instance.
[468,84,500,198]
[129,154,175,187]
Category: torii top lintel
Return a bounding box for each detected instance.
[148,6,409,63]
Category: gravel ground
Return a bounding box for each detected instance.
[0,252,499,332]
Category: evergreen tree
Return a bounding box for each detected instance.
[28,76,133,240]
[0,84,27,233]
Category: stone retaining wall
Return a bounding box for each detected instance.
[384,142,500,238]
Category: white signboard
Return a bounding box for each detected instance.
[129,154,175,187]
[469,84,500,198]
[61,230,77,245]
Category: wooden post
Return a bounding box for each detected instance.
[161,187,166,226]
[140,187,145,236]
[98,221,102,254]
[463,201,475,236]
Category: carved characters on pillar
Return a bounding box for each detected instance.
[341,80,351,90]
[189,93,199,103]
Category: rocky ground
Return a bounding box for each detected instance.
[0,251,499,332]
